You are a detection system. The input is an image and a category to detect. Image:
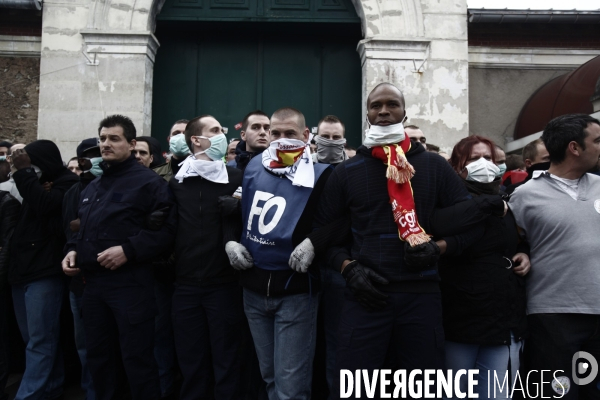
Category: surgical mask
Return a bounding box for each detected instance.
[0,156,5,162]
[364,120,406,147]
[496,163,507,178]
[31,164,42,179]
[193,133,227,161]
[169,134,191,158]
[314,135,347,164]
[81,157,104,177]
[464,157,500,183]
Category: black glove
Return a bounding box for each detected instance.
[341,261,389,310]
[145,207,169,231]
[403,241,440,271]
[218,195,241,217]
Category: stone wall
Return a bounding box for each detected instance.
[0,56,40,145]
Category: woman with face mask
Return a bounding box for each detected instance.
[434,136,530,400]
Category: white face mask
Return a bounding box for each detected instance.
[364,120,406,147]
[464,157,500,183]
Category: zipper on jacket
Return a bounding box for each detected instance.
[267,273,272,297]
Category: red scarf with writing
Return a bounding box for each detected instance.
[371,136,431,247]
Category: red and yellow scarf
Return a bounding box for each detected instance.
[371,136,431,247]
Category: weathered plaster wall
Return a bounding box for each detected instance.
[468,67,572,151]
[353,0,469,151]
[37,0,159,158]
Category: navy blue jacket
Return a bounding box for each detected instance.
[66,155,176,275]
[315,143,476,292]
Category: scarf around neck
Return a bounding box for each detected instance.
[174,156,228,184]
[261,138,315,188]
[371,135,431,247]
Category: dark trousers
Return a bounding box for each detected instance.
[172,282,244,400]
[0,280,8,400]
[333,290,445,400]
[83,268,160,400]
[525,314,600,400]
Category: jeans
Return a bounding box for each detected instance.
[11,275,65,400]
[0,279,9,400]
[445,333,523,400]
[172,282,244,400]
[525,314,600,400]
[83,269,160,400]
[154,280,176,398]
[243,288,319,400]
[333,290,444,400]
[69,291,95,400]
[320,268,346,397]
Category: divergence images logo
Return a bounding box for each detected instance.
[572,351,598,386]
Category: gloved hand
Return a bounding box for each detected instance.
[218,195,241,217]
[145,207,169,231]
[403,240,440,271]
[288,238,315,273]
[341,261,389,310]
[225,241,254,270]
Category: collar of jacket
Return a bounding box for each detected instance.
[100,154,138,176]
[234,139,260,168]
[357,139,426,159]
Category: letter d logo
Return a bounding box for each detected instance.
[572,351,598,385]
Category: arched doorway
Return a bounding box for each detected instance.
[151,0,363,147]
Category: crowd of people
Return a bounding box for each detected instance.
[0,82,599,400]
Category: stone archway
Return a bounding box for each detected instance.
[37,0,468,155]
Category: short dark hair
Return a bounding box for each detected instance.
[135,136,154,152]
[506,154,525,171]
[541,114,600,164]
[98,115,136,142]
[367,83,405,108]
[404,125,420,130]
[0,141,13,149]
[522,138,543,162]
[185,115,214,150]
[425,143,440,152]
[68,156,78,163]
[241,110,269,132]
[170,119,189,136]
[271,107,305,130]
[317,115,345,134]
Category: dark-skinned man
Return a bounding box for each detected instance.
[62,115,176,400]
[231,110,270,171]
[314,83,478,398]
[62,138,103,400]
[9,140,79,400]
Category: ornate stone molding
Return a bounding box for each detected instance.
[0,35,41,57]
[357,37,431,67]
[80,30,160,63]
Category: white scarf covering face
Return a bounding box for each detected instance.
[261,138,315,188]
[174,155,229,184]
[363,121,406,148]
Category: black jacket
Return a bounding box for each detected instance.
[62,174,96,295]
[0,191,20,286]
[434,184,528,345]
[66,155,176,276]
[9,140,79,285]
[169,167,242,286]
[233,140,261,172]
[315,143,478,293]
